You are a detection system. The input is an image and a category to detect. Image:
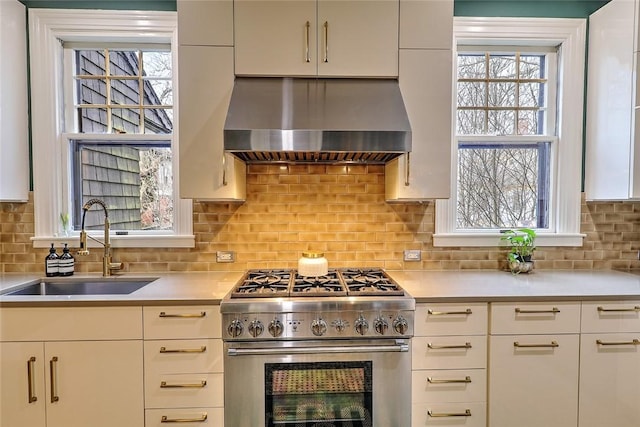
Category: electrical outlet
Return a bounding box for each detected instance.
[216,251,235,263]
[403,250,421,262]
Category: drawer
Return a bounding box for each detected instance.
[145,372,223,408]
[412,402,486,427]
[490,302,580,334]
[581,301,640,333]
[145,408,223,426]
[144,306,221,339]
[412,335,487,370]
[412,369,486,404]
[415,303,488,336]
[144,339,223,374]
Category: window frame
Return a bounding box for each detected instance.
[29,8,193,249]
[435,17,586,247]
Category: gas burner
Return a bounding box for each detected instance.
[231,269,292,298]
[292,270,347,296]
[339,268,404,296]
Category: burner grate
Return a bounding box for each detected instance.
[231,269,293,298]
[339,268,404,296]
[292,270,347,297]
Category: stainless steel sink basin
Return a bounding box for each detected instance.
[2,277,157,296]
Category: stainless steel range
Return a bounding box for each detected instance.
[221,267,415,427]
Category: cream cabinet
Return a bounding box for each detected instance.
[177,1,246,201]
[412,303,487,427]
[143,306,224,425]
[234,0,399,77]
[0,0,29,202]
[578,301,640,427]
[0,307,144,427]
[488,302,580,427]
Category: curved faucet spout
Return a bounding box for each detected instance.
[78,198,120,276]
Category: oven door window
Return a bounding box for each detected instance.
[265,361,373,427]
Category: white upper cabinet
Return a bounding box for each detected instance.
[585,0,640,200]
[0,0,29,202]
[234,0,399,77]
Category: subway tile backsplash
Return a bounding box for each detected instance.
[2,165,640,273]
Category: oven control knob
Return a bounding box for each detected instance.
[393,316,409,335]
[332,319,349,333]
[354,316,369,336]
[227,319,244,338]
[374,316,389,335]
[311,318,327,336]
[248,319,264,338]
[268,319,284,337]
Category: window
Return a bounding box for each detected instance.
[29,9,193,248]
[435,18,586,247]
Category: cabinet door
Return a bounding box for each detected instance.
[178,46,246,200]
[488,334,579,427]
[317,0,398,77]
[45,341,144,427]
[386,49,452,200]
[579,333,640,427]
[234,0,317,76]
[0,342,46,427]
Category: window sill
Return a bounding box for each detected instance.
[433,233,585,248]
[32,234,195,249]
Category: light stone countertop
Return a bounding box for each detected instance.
[2,269,640,306]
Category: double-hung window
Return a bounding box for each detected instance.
[435,18,586,247]
[29,9,193,248]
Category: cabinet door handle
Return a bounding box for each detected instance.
[49,356,59,403]
[427,376,471,384]
[428,308,472,316]
[597,306,640,313]
[159,311,206,318]
[428,342,472,349]
[515,307,560,314]
[596,339,640,346]
[514,341,559,348]
[404,152,411,186]
[160,346,207,354]
[323,21,329,62]
[304,21,311,62]
[27,357,38,403]
[161,414,208,423]
[221,153,227,186]
[160,380,207,388]
[428,409,472,418]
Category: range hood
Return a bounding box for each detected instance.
[223,77,411,164]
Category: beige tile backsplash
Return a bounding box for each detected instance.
[2,164,640,273]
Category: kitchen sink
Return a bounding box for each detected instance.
[2,277,158,296]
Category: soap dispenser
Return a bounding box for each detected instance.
[45,243,59,277]
[59,243,75,276]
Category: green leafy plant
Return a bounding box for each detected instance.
[500,228,536,263]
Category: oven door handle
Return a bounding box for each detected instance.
[227,342,409,356]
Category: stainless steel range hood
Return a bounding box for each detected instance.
[223,77,411,164]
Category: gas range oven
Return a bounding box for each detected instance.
[220,267,415,427]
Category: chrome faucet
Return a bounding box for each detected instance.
[78,198,123,276]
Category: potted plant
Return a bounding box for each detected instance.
[500,228,536,274]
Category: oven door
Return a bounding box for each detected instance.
[224,339,411,427]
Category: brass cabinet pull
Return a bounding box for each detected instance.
[49,357,59,403]
[27,357,37,403]
[159,311,206,318]
[596,339,640,346]
[515,307,560,314]
[428,308,472,316]
[304,21,311,62]
[323,21,329,62]
[160,380,207,388]
[161,414,208,423]
[404,152,411,186]
[428,342,472,349]
[597,306,640,313]
[428,409,472,418]
[160,346,207,354]
[514,341,559,348]
[427,376,471,384]
[221,154,227,186]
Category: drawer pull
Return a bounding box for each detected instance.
[427,376,472,384]
[160,380,207,388]
[160,346,207,354]
[515,307,560,314]
[161,414,208,423]
[596,339,640,346]
[27,357,37,403]
[597,306,640,313]
[159,311,206,318]
[428,409,472,418]
[514,341,559,348]
[427,308,472,316]
[428,342,472,349]
[49,356,59,403]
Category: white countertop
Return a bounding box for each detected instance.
[2,270,640,306]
